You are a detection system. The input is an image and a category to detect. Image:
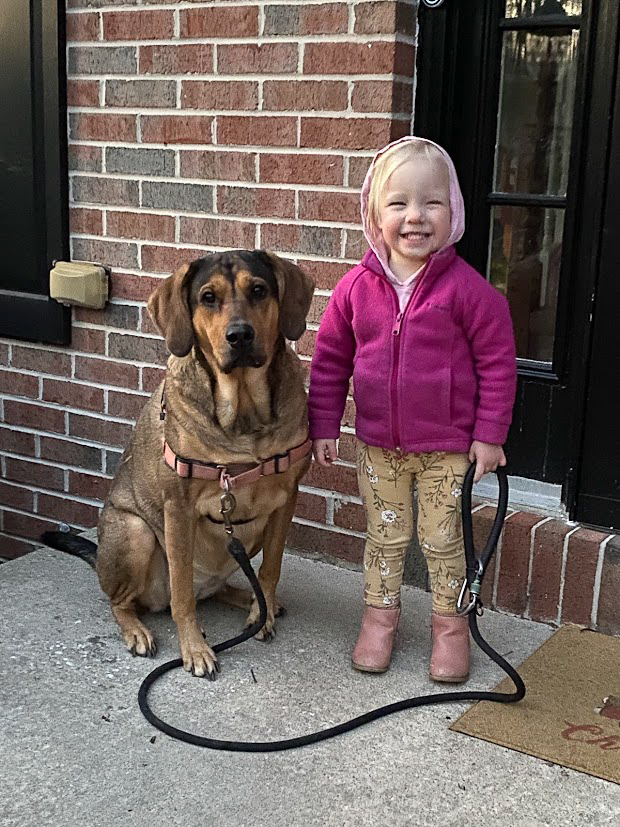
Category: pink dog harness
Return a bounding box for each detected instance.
[163,438,312,490]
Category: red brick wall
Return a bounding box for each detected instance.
[0,1,416,560]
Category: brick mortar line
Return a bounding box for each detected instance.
[0,530,71,549]
[1,503,99,526]
[72,323,162,340]
[299,483,362,505]
[72,199,365,220]
[32,376,155,393]
[1,452,113,479]
[69,107,411,119]
[325,496,335,525]
[328,459,356,471]
[71,179,369,195]
[67,34,417,46]
[490,508,519,608]
[556,524,581,625]
[0,397,141,422]
[71,220,361,236]
[292,515,365,538]
[0,481,104,509]
[524,515,553,620]
[68,140,378,156]
[75,296,147,308]
[67,73,415,83]
[4,336,164,356]
[591,534,614,626]
[67,1,405,9]
[70,235,358,253]
[2,385,152,405]
[258,3,265,37]
[348,3,355,35]
[2,423,131,451]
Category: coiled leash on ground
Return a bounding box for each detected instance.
[138,463,524,751]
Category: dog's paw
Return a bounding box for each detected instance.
[253,620,276,642]
[122,625,157,658]
[180,640,220,679]
[245,603,277,641]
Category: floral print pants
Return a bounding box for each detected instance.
[356,442,470,615]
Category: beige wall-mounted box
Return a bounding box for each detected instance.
[50,261,109,309]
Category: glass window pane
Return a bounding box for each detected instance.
[488,205,564,362]
[504,0,582,18]
[494,29,579,196]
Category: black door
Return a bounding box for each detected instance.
[574,64,620,528]
[0,0,69,344]
[415,0,620,527]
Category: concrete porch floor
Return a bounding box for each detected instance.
[2,546,619,827]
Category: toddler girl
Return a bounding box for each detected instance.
[308,137,517,682]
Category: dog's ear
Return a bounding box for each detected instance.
[147,262,198,357]
[261,252,314,341]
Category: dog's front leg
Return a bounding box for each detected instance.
[245,492,297,640]
[164,500,219,678]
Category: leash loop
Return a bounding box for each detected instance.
[457,465,508,616]
[138,461,525,751]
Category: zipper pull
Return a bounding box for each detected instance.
[392,312,403,336]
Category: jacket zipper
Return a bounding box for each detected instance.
[388,261,433,451]
[390,310,403,449]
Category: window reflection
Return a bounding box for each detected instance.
[504,0,581,17]
[494,30,579,196]
[488,206,564,361]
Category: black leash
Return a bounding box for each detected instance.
[138,464,524,751]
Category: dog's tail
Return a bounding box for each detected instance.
[40,531,98,569]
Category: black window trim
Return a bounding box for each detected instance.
[0,0,70,346]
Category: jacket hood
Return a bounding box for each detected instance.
[360,136,465,277]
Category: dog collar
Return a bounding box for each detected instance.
[163,438,312,490]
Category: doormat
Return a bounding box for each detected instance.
[451,625,620,784]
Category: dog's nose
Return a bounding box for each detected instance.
[226,322,255,349]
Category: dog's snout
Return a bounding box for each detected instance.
[226,322,255,349]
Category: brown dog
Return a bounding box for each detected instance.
[47,250,314,678]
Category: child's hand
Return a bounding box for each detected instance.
[313,439,338,467]
[468,441,506,483]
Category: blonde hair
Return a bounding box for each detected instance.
[366,141,448,234]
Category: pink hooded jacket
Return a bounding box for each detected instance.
[307,136,517,453]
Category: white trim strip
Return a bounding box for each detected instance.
[557,524,581,625]
[591,534,614,627]
[525,516,553,619]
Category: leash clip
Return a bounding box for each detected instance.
[456,561,484,616]
[219,477,237,536]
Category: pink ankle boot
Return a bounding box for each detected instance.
[430,613,470,683]
[352,605,400,673]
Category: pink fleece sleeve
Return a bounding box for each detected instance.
[308,282,356,440]
[459,275,517,445]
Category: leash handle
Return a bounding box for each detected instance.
[458,463,508,615]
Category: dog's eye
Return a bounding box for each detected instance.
[202,291,216,306]
[252,284,267,299]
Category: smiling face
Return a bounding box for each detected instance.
[377,157,452,280]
